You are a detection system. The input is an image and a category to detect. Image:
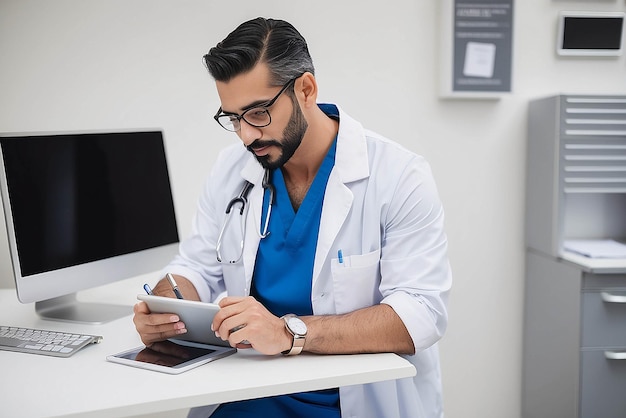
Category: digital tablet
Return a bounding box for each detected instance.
[107,339,235,374]
[137,294,228,347]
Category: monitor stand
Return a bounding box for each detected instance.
[35,293,132,324]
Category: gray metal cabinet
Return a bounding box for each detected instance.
[523,95,626,418]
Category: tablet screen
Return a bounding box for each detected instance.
[117,340,216,367]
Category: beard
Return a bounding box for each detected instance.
[248,98,308,170]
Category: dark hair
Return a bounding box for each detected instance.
[203,17,315,86]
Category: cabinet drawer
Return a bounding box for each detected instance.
[580,349,626,418]
[581,291,626,348]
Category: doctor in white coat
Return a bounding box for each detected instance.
[133,17,452,418]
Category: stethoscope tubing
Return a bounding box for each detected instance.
[215,169,274,264]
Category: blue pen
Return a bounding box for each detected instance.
[166,273,184,299]
[338,249,344,264]
[143,283,153,295]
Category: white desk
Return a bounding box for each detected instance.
[560,250,626,274]
[0,277,416,417]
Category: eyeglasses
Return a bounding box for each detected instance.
[213,78,296,132]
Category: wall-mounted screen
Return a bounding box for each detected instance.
[557,11,625,56]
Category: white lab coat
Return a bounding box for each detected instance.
[167,106,452,418]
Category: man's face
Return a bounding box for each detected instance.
[252,95,308,169]
[215,65,308,169]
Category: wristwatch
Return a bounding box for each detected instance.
[281,314,307,355]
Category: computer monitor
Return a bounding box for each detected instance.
[0,130,179,324]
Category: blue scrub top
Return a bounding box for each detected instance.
[250,140,335,317]
[213,105,340,418]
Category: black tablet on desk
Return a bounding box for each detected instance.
[107,339,235,374]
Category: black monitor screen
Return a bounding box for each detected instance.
[562,17,624,50]
[1,131,179,276]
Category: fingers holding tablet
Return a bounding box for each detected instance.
[137,294,227,347]
[133,300,188,346]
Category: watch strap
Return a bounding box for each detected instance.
[281,314,306,356]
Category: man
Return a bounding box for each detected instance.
[134,17,452,418]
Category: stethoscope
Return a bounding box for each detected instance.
[216,168,275,264]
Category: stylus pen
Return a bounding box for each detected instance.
[166,273,184,299]
[143,284,154,295]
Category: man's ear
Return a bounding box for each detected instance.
[295,72,318,109]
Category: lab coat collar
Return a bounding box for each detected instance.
[240,153,264,185]
[331,105,370,184]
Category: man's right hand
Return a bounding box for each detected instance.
[132,300,187,347]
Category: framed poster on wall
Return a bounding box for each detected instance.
[440,0,514,98]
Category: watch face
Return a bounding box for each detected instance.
[287,317,307,335]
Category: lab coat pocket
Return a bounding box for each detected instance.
[331,249,381,314]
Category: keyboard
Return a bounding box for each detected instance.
[0,326,103,358]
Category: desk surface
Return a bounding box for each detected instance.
[0,276,415,418]
[560,251,626,274]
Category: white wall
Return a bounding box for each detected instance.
[1,1,625,417]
